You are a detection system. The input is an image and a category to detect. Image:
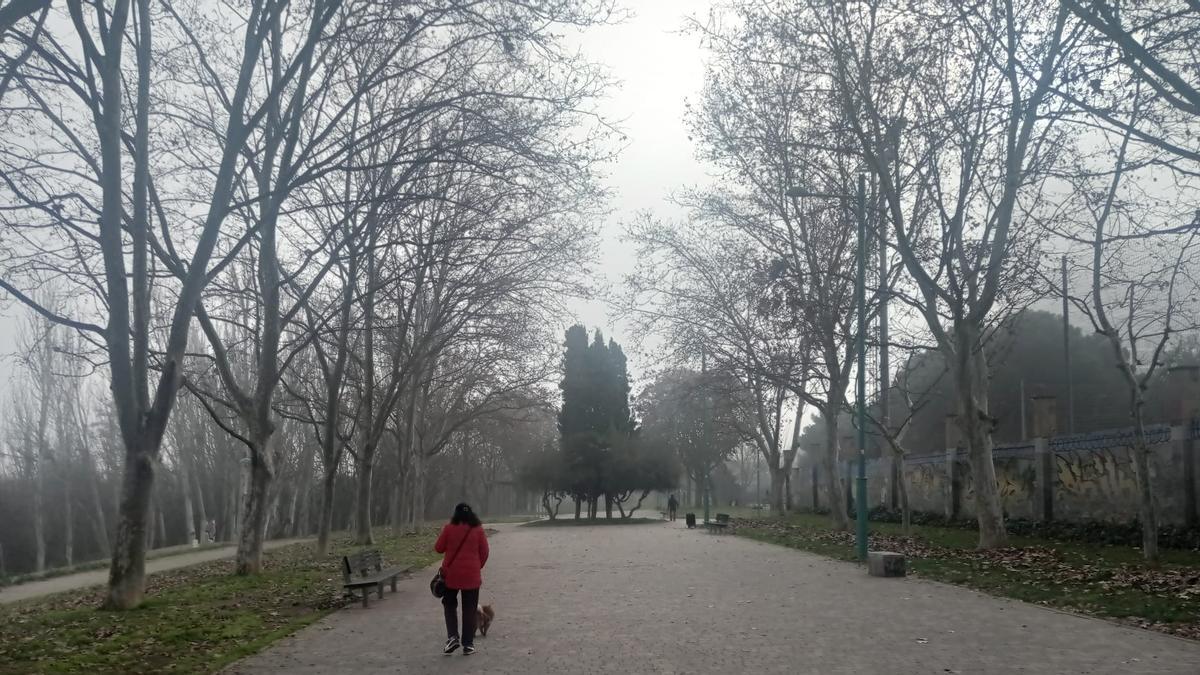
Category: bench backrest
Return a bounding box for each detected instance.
[715,513,730,524]
[342,549,384,582]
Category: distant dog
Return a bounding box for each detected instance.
[477,604,495,637]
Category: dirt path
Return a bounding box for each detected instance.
[226,523,1200,674]
[0,538,312,605]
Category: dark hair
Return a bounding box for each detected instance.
[451,502,482,528]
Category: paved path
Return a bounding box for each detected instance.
[0,538,311,605]
[228,523,1200,674]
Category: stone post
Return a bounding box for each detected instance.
[1031,395,1059,522]
[1167,366,1199,527]
[945,415,962,520]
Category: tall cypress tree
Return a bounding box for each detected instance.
[605,338,633,433]
[558,325,591,438]
[557,325,638,517]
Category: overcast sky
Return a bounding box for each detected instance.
[563,0,715,356]
[0,1,715,398]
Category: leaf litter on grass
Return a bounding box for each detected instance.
[0,531,440,675]
[732,517,1200,641]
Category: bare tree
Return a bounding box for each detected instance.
[14,303,56,572]
[1056,86,1200,561]
[804,0,1077,547]
[624,218,809,514]
[0,0,355,605]
[60,346,110,558]
[686,4,910,527]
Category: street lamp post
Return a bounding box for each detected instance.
[786,173,869,561]
[702,350,712,525]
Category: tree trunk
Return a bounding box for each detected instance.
[64,478,74,567]
[355,450,375,544]
[157,502,167,549]
[769,468,787,515]
[889,454,901,512]
[394,434,414,532]
[263,474,284,541]
[408,448,425,533]
[285,482,300,538]
[146,495,158,551]
[1131,408,1160,563]
[316,466,337,555]
[574,497,581,519]
[32,454,46,572]
[388,479,402,532]
[388,432,405,533]
[626,490,651,518]
[953,332,1007,548]
[225,455,242,542]
[296,474,311,538]
[604,493,613,519]
[459,435,471,502]
[180,460,196,546]
[103,446,155,610]
[235,450,273,575]
[346,478,358,535]
[190,461,207,543]
[83,447,111,557]
[287,443,313,537]
[821,411,850,529]
[898,461,911,535]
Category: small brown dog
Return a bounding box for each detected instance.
[476,604,495,637]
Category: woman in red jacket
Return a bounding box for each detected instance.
[434,503,490,655]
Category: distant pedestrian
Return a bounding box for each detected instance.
[667,494,679,522]
[434,503,490,656]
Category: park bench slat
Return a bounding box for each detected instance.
[703,513,731,534]
[341,549,409,608]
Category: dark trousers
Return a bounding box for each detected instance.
[442,588,480,645]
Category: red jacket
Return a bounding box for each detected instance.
[434,523,489,590]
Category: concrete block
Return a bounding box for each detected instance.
[867,550,906,578]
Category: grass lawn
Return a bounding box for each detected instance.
[520,516,662,527]
[733,513,1200,641]
[0,531,440,674]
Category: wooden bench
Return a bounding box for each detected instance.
[341,549,408,608]
[703,513,731,534]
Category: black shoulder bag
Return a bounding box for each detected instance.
[430,528,472,598]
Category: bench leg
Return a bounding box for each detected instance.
[361,589,369,609]
[377,582,384,600]
[390,577,397,593]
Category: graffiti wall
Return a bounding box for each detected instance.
[795,421,1198,526]
[897,424,1193,524]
